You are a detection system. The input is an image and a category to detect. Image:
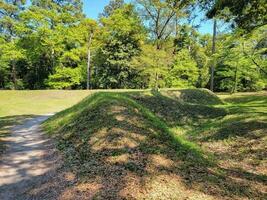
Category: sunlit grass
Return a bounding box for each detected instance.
[0,90,92,154]
[0,90,93,117]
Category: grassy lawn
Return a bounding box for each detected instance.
[0,90,91,154]
[0,90,93,117]
[42,89,266,199]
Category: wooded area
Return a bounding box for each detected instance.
[0,0,266,92]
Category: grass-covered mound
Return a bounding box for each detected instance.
[161,88,223,105]
[43,90,266,199]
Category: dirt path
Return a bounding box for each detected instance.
[0,115,64,200]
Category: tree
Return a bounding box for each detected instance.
[215,32,266,92]
[173,25,211,88]
[131,44,173,89]
[0,0,26,89]
[135,0,194,49]
[191,35,210,88]
[18,0,85,89]
[99,0,125,18]
[46,67,82,89]
[94,4,145,89]
[75,19,98,90]
[206,0,267,31]
[209,19,216,91]
[241,26,267,75]
[0,0,265,92]
[167,49,199,88]
[44,18,98,89]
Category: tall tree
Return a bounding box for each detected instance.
[197,0,219,91]
[210,19,216,91]
[241,26,267,75]
[135,0,194,49]
[45,18,98,89]
[19,0,85,88]
[214,32,266,92]
[167,49,199,88]
[82,19,98,90]
[206,0,267,31]
[0,0,26,89]
[94,4,145,89]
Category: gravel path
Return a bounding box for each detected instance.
[0,114,64,200]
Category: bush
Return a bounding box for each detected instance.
[46,67,82,89]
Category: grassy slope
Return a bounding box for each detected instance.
[0,90,91,154]
[43,89,266,199]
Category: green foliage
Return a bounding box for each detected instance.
[93,4,145,89]
[167,49,199,88]
[0,0,266,92]
[99,0,125,18]
[131,44,173,88]
[46,67,82,89]
[214,30,267,92]
[206,0,267,31]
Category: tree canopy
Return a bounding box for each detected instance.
[0,0,266,92]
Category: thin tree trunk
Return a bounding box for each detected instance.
[156,37,161,50]
[232,64,238,93]
[210,19,217,92]
[87,32,93,90]
[175,14,178,37]
[155,72,159,90]
[12,61,17,90]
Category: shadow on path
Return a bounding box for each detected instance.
[0,114,67,200]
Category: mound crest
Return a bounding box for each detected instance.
[161,88,223,105]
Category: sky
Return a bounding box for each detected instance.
[83,0,214,34]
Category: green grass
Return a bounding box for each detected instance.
[0,90,92,117]
[181,91,267,199]
[0,90,91,154]
[43,89,267,199]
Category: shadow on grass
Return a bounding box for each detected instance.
[126,90,227,127]
[224,95,267,105]
[41,92,265,199]
[203,120,267,141]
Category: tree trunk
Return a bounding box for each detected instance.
[12,61,17,90]
[210,19,217,92]
[87,32,93,90]
[232,64,238,94]
[155,72,159,90]
[156,38,161,50]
